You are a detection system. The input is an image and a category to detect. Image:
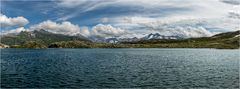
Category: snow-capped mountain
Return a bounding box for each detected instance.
[142,33,182,40]
[97,37,140,43]
[98,33,183,43]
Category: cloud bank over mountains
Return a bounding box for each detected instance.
[1,27,27,35]
[0,15,131,39]
[91,24,130,38]
[1,14,239,39]
[1,0,239,39]
[30,20,82,36]
[29,21,131,38]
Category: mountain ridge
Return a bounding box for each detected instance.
[0,29,90,46]
[0,30,239,49]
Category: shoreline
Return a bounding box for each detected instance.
[1,47,239,49]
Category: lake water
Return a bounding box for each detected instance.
[1,48,239,88]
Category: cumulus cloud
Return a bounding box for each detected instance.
[110,7,240,37]
[1,27,28,35]
[1,20,131,39]
[0,14,29,27]
[91,24,129,38]
[80,26,91,37]
[150,26,213,38]
[27,21,131,38]
[140,20,216,38]
[113,18,216,38]
[35,0,240,38]
[30,20,81,35]
[164,26,213,38]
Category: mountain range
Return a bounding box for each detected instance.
[0,29,239,49]
[105,33,182,43]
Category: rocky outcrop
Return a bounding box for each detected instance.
[0,43,10,48]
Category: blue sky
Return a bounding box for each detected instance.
[1,0,239,38]
[1,0,192,27]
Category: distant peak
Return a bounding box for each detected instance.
[39,29,48,32]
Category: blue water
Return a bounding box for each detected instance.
[1,48,239,88]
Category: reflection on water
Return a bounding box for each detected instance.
[1,48,239,88]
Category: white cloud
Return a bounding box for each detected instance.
[57,0,238,36]
[57,0,235,20]
[1,27,28,35]
[162,26,213,38]
[28,21,133,39]
[30,20,81,35]
[0,14,29,27]
[228,5,240,19]
[91,24,130,38]
[1,20,132,39]
[108,5,240,37]
[57,0,114,21]
[111,17,218,38]
[58,0,88,8]
[28,21,132,38]
[100,17,109,23]
[80,26,90,37]
[139,20,216,38]
[36,0,240,38]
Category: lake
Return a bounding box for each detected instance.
[1,48,239,88]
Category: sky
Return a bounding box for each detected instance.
[0,0,239,38]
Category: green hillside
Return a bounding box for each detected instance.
[0,29,90,47]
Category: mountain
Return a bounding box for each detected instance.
[1,30,239,49]
[95,33,182,43]
[142,33,182,40]
[105,37,140,43]
[0,43,10,48]
[0,29,90,46]
[211,30,240,39]
[121,30,240,49]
